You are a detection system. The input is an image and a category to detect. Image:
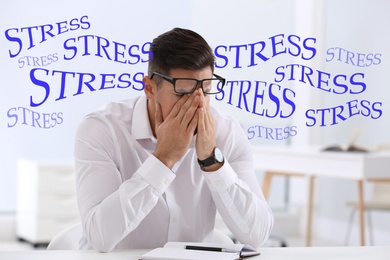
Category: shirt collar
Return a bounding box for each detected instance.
[132,95,156,142]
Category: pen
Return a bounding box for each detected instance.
[185,245,238,253]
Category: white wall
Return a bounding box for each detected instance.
[0,0,192,211]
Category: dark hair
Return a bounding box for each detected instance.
[148,28,215,83]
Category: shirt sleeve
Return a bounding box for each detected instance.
[203,119,274,248]
[74,116,175,252]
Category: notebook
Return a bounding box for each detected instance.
[140,242,260,260]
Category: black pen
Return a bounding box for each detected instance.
[185,245,238,253]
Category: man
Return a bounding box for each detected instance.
[74,28,273,252]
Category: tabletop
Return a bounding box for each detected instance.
[251,145,390,179]
[2,246,390,260]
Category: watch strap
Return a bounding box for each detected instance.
[197,156,218,168]
[197,147,223,169]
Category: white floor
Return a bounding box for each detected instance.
[0,241,36,251]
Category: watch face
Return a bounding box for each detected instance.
[214,147,224,163]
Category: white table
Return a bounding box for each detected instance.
[252,145,390,246]
[2,247,390,260]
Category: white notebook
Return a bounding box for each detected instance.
[140,242,260,260]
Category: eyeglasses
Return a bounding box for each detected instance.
[150,72,226,95]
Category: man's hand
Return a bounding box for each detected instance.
[153,91,199,169]
[195,89,219,169]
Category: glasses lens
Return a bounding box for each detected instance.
[203,79,224,94]
[175,79,197,94]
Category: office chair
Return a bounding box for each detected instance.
[47,222,82,250]
[345,181,390,245]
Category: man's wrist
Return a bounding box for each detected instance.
[153,151,175,169]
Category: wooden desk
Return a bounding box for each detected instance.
[1,246,390,260]
[252,146,390,246]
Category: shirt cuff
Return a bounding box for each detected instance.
[138,155,176,194]
[204,161,237,192]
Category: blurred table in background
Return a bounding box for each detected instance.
[252,146,390,246]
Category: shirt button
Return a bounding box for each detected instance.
[164,180,170,186]
[172,217,177,224]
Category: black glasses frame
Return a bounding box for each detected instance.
[150,72,226,95]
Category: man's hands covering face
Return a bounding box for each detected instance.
[153,91,199,169]
[153,89,217,170]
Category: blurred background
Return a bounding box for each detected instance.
[0,0,389,250]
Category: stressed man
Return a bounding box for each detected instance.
[74,27,273,252]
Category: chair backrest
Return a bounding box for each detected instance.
[370,144,390,205]
[371,182,390,204]
[47,222,82,250]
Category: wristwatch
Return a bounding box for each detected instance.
[197,147,224,170]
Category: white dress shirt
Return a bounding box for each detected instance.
[74,94,273,252]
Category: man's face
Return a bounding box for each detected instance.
[153,67,212,120]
